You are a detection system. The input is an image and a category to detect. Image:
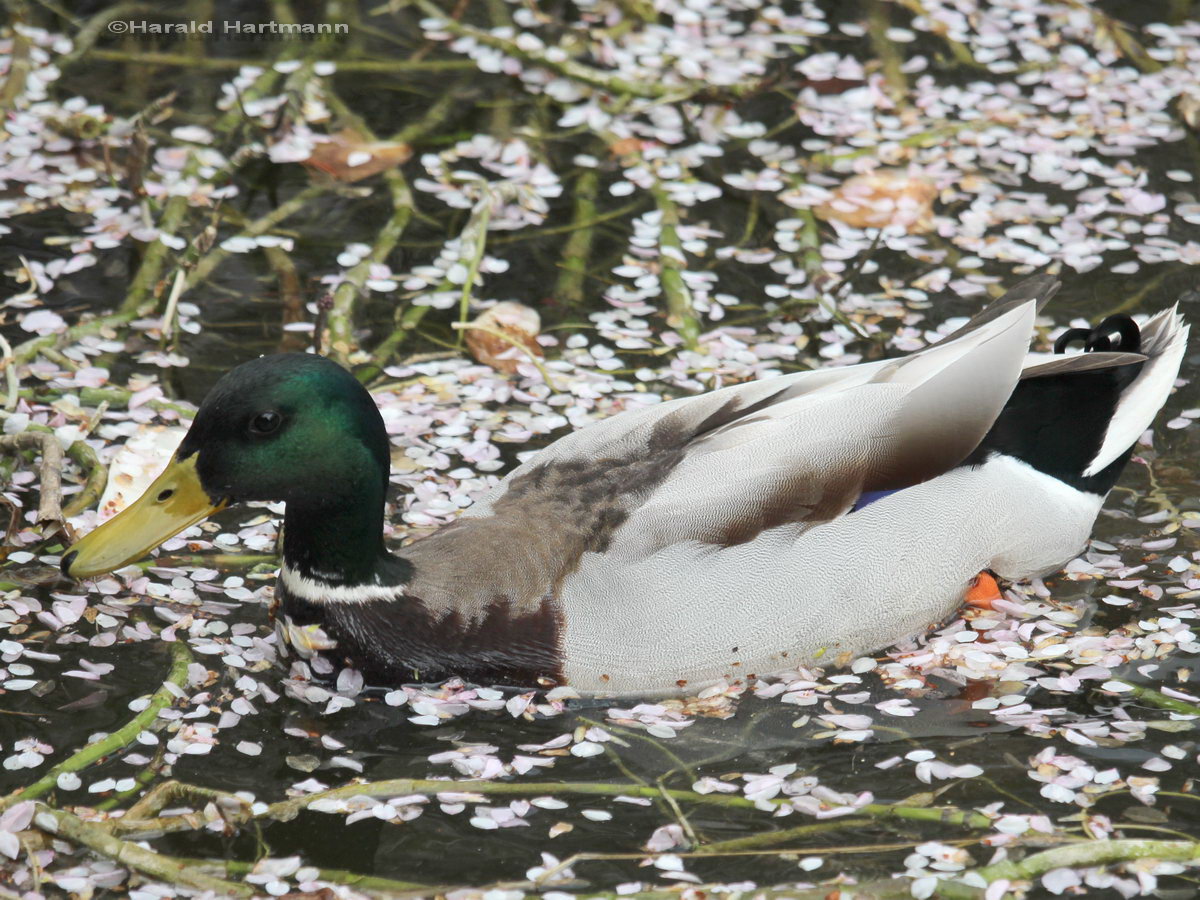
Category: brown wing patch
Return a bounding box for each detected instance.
[401,386,832,605]
[400,410,698,611]
[687,386,789,440]
[711,476,854,547]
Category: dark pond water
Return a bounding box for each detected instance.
[3,1,1200,897]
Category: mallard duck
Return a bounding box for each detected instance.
[62,277,1188,695]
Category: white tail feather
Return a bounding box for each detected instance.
[1084,306,1189,476]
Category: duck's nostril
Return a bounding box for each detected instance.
[157,488,174,502]
[60,549,79,577]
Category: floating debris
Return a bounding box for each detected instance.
[463,301,544,375]
[814,169,938,233]
[3,0,1200,897]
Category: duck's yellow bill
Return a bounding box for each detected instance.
[61,455,227,578]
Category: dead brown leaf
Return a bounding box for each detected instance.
[815,169,937,234]
[464,301,543,375]
[302,128,412,182]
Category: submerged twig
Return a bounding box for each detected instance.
[805,119,989,170]
[142,552,276,570]
[413,0,679,100]
[0,2,33,112]
[1069,1,1164,74]
[263,244,307,352]
[61,436,106,519]
[862,800,992,829]
[694,817,875,854]
[326,169,414,363]
[649,182,700,351]
[84,48,475,73]
[11,309,140,370]
[0,433,62,525]
[532,838,984,893]
[940,838,1200,899]
[167,855,432,893]
[1109,679,1200,717]
[866,0,909,106]
[186,183,328,290]
[267,777,758,822]
[357,304,431,384]
[555,168,601,306]
[123,779,250,823]
[0,417,107,522]
[323,85,457,364]
[107,777,761,841]
[454,195,493,344]
[32,804,254,897]
[891,0,990,71]
[120,192,191,318]
[104,771,1000,854]
[57,3,171,67]
[490,198,646,245]
[0,642,192,813]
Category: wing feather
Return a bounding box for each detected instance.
[425,287,1045,609]
[615,298,1039,550]
[469,284,1050,520]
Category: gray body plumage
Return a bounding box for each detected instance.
[284,281,1188,695]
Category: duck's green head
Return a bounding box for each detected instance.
[62,353,390,578]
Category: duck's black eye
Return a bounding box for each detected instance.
[249,410,282,436]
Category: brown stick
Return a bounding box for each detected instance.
[0,433,63,525]
[263,245,308,352]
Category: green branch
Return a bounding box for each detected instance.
[1109,680,1200,717]
[0,642,192,812]
[414,0,678,99]
[169,856,431,893]
[326,169,414,363]
[867,0,909,105]
[555,168,600,305]
[83,48,475,73]
[941,838,1200,899]
[650,183,700,350]
[34,804,253,897]
[258,777,759,823]
[186,183,327,290]
[323,87,457,363]
[695,817,875,854]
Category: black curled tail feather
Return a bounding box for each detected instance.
[962,316,1147,495]
[1053,314,1141,354]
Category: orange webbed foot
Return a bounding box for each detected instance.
[965,571,1002,611]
